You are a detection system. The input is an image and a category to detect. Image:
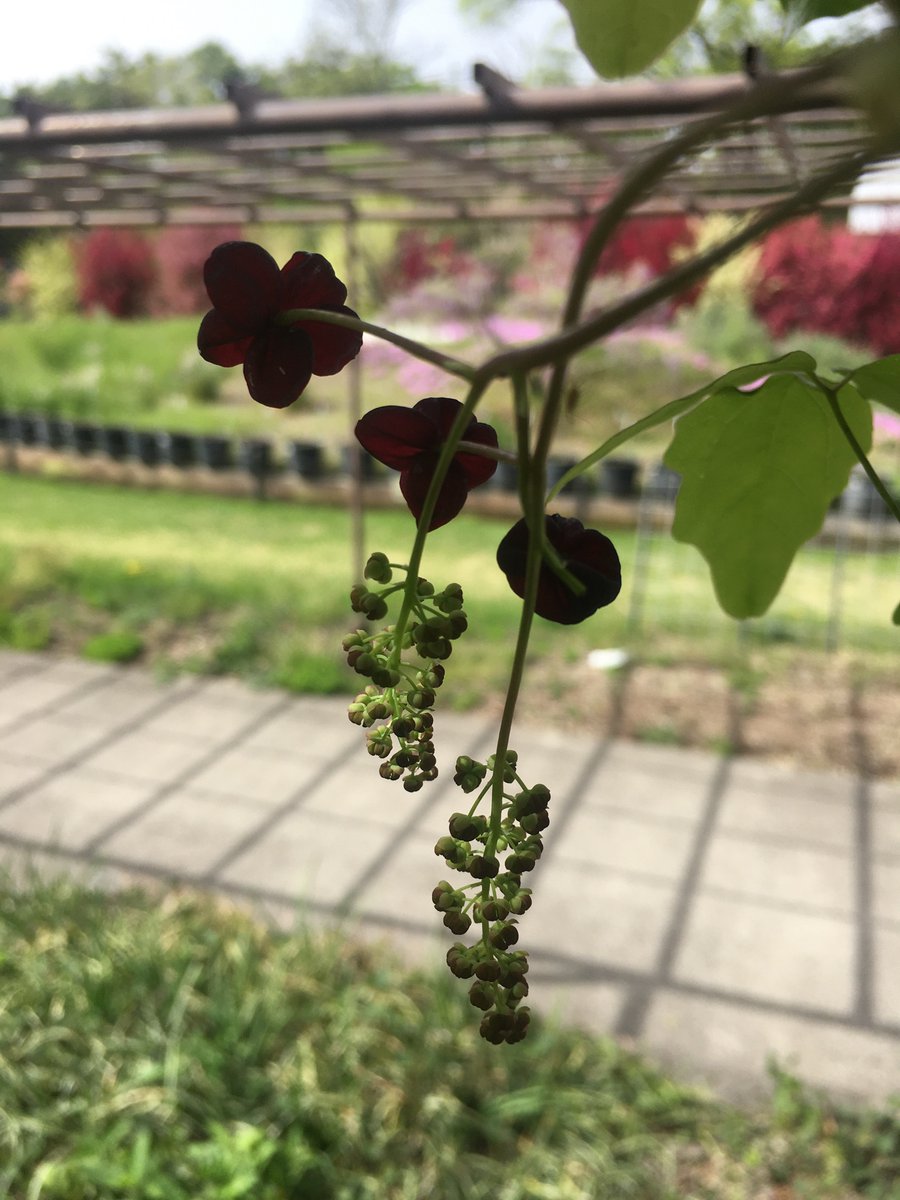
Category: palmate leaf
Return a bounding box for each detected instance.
[665,374,872,618]
[560,0,702,78]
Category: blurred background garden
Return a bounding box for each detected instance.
[1,3,900,1194]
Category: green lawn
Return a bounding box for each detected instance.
[1,876,898,1199]
[0,474,895,707]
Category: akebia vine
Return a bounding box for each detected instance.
[197,8,900,1041]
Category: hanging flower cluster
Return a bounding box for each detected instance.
[197,241,362,408]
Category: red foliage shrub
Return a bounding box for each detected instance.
[594,213,696,279]
[753,215,900,355]
[389,230,475,291]
[151,224,243,315]
[76,228,156,317]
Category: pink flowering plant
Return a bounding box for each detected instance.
[199,1,900,1043]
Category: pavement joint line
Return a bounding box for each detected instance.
[711,826,855,857]
[0,678,206,816]
[850,681,875,1025]
[0,665,118,735]
[201,731,363,881]
[0,658,56,696]
[82,692,296,857]
[334,726,497,913]
[1,829,898,1040]
[614,748,733,1041]
[700,883,856,923]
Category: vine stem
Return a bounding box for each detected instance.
[483,374,544,877]
[277,306,477,382]
[387,379,489,665]
[821,383,900,525]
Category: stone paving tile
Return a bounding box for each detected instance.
[673,892,856,1014]
[642,990,900,1105]
[577,744,715,823]
[698,833,855,917]
[872,779,900,809]
[716,783,854,852]
[0,769,157,853]
[528,977,631,1035]
[873,923,900,1026]
[52,674,196,727]
[0,754,49,803]
[873,807,900,857]
[349,831,447,927]
[100,789,277,877]
[216,809,392,907]
[728,758,858,804]
[81,728,214,785]
[240,699,360,761]
[0,842,136,894]
[188,745,317,808]
[139,690,283,743]
[0,675,98,732]
[0,651,46,682]
[0,716,112,768]
[527,860,676,973]
[872,858,900,923]
[552,806,697,884]
[302,757,439,827]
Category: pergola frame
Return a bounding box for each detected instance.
[0,69,874,230]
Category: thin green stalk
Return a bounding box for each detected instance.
[278,306,477,382]
[388,379,489,663]
[822,384,900,525]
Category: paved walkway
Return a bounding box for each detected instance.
[0,649,897,1105]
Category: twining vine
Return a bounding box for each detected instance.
[197,21,900,1041]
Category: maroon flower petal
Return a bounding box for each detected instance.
[197,309,254,367]
[203,242,281,331]
[411,397,498,488]
[455,420,499,489]
[355,406,437,469]
[496,515,622,625]
[279,252,349,309]
[242,327,314,409]
[294,305,363,376]
[400,457,469,531]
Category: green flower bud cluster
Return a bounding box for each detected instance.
[344,554,468,790]
[433,748,549,1043]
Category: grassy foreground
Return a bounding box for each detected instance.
[1,876,898,1199]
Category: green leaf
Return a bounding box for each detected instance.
[893,599,900,626]
[779,0,874,24]
[845,355,900,416]
[665,375,872,618]
[546,351,818,502]
[560,0,702,78]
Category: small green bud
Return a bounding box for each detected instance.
[360,594,388,621]
[448,812,482,841]
[489,922,519,950]
[468,854,499,879]
[349,584,368,611]
[364,552,392,583]
[379,761,403,781]
[481,898,509,922]
[474,959,500,982]
[416,578,434,597]
[468,982,494,1011]
[353,652,378,677]
[403,776,424,793]
[443,911,471,934]
[407,689,435,711]
[371,667,401,688]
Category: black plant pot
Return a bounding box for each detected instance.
[546,456,589,496]
[128,429,164,467]
[289,440,325,481]
[492,459,520,493]
[841,468,891,520]
[100,425,133,462]
[240,438,273,477]
[645,463,681,504]
[198,435,234,472]
[69,422,100,456]
[342,444,378,482]
[159,432,198,469]
[38,415,70,451]
[11,412,42,446]
[599,457,640,499]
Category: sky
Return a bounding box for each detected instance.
[0,0,580,95]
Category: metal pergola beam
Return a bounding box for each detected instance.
[0,73,872,230]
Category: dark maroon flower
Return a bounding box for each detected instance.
[197,241,362,409]
[355,397,499,530]
[496,514,621,624]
